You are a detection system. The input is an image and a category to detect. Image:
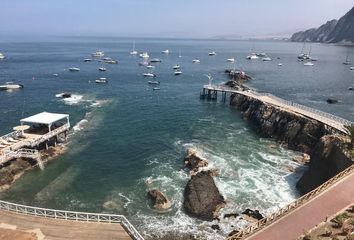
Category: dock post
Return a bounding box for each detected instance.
[207,89,211,100]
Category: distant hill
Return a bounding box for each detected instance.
[290,6,354,44]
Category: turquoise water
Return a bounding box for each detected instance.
[0,38,353,239]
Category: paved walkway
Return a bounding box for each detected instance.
[0,210,132,240]
[203,85,354,133]
[246,172,354,240]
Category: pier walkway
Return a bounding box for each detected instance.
[202,85,354,134]
[0,200,144,240]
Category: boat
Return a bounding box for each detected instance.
[350,67,354,70]
[173,65,180,69]
[143,73,156,77]
[262,57,272,61]
[343,51,351,65]
[92,51,105,57]
[192,59,200,63]
[139,52,149,58]
[0,82,24,91]
[139,61,149,66]
[256,52,267,57]
[246,53,259,60]
[153,87,160,91]
[226,58,235,62]
[146,65,155,69]
[0,53,5,60]
[103,57,111,61]
[130,41,138,55]
[56,92,71,98]
[278,63,283,66]
[53,73,59,77]
[161,49,169,54]
[150,58,162,63]
[84,59,93,62]
[68,67,80,72]
[105,60,118,64]
[95,77,108,84]
[148,80,160,85]
[174,70,183,75]
[349,86,354,91]
[98,67,107,71]
[304,61,314,66]
[208,51,216,56]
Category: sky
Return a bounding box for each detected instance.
[0,0,353,39]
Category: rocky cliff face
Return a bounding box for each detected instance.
[290,7,354,44]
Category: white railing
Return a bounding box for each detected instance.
[0,200,144,240]
[29,123,70,147]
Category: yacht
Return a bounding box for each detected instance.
[95,77,108,84]
[130,41,138,55]
[146,65,155,69]
[174,70,183,75]
[105,60,118,64]
[92,51,105,58]
[208,51,216,56]
[148,80,160,85]
[350,67,354,70]
[173,64,180,69]
[304,61,314,66]
[139,52,149,58]
[98,67,107,71]
[68,67,80,72]
[150,58,162,63]
[262,57,272,61]
[153,87,160,91]
[161,49,169,54]
[143,73,156,77]
[226,58,235,62]
[343,52,351,65]
[0,53,5,60]
[246,54,259,60]
[0,82,24,90]
[192,59,200,63]
[84,59,93,62]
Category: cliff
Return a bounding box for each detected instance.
[290,6,354,44]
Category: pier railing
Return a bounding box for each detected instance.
[227,163,354,240]
[29,123,70,147]
[0,199,144,240]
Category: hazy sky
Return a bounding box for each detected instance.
[0,0,353,38]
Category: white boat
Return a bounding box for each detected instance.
[84,59,93,62]
[173,65,180,69]
[174,70,183,75]
[161,49,169,54]
[278,63,283,66]
[53,73,59,77]
[92,51,105,57]
[139,52,149,58]
[143,73,156,77]
[226,58,235,62]
[98,67,107,71]
[262,57,272,61]
[350,67,354,70]
[139,61,149,66]
[55,92,71,98]
[150,58,162,63]
[208,51,216,56]
[153,87,160,91]
[0,82,24,90]
[0,53,6,60]
[95,77,108,84]
[246,53,259,60]
[68,67,80,72]
[148,80,160,85]
[256,52,267,57]
[304,61,314,66]
[105,60,118,64]
[146,65,155,69]
[130,41,138,55]
[192,59,200,63]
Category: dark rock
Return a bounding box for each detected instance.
[184,171,225,221]
[228,230,240,237]
[184,149,208,173]
[242,209,264,220]
[224,213,239,219]
[211,224,221,231]
[326,98,338,104]
[148,189,172,210]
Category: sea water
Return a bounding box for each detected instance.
[0,38,353,239]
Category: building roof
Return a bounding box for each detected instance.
[20,112,69,125]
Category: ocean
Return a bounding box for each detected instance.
[0,37,353,239]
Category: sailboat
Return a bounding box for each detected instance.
[343,51,351,65]
[130,41,138,55]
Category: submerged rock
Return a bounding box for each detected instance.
[183,171,225,221]
[148,189,172,210]
[326,98,338,104]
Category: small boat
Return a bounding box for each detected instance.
[161,49,169,54]
[173,65,180,69]
[95,78,108,84]
[246,53,259,60]
[150,58,162,63]
[256,52,267,57]
[262,57,272,61]
[92,51,105,57]
[192,59,200,63]
[343,51,351,65]
[0,82,24,91]
[153,87,160,91]
[350,67,354,70]
[84,59,93,62]
[105,60,118,64]
[208,51,216,56]
[68,67,80,72]
[148,80,160,85]
[143,73,156,78]
[98,67,107,71]
[0,53,5,60]
[53,73,59,77]
[174,70,183,75]
[56,92,71,98]
[348,86,354,91]
[130,41,138,55]
[278,63,283,66]
[304,61,314,66]
[146,65,155,69]
[103,57,111,61]
[226,58,235,62]
[139,52,149,58]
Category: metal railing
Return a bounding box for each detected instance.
[227,164,354,240]
[28,123,70,147]
[0,199,144,240]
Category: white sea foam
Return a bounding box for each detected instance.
[61,94,83,105]
[72,119,89,132]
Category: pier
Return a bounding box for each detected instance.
[201,84,354,134]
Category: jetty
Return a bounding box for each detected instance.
[201,84,354,134]
[0,112,70,168]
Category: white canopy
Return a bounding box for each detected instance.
[20,112,69,125]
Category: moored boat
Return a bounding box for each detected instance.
[0,53,6,60]
[262,57,272,61]
[161,49,169,54]
[98,67,107,71]
[0,82,24,91]
[92,51,105,57]
[68,67,80,72]
[143,73,156,78]
[150,58,162,63]
[192,59,200,63]
[173,65,180,69]
[246,53,259,60]
[226,58,235,62]
[174,70,183,75]
[208,51,216,56]
[95,77,108,84]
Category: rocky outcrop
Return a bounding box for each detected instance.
[290,7,354,44]
[242,209,264,221]
[230,93,333,154]
[184,148,208,174]
[148,189,172,210]
[297,135,353,194]
[184,171,225,221]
